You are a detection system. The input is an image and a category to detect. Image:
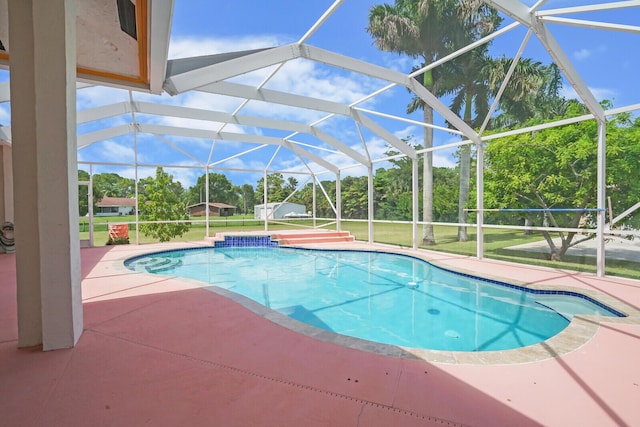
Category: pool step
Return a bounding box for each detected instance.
[130,256,183,273]
[272,231,355,245]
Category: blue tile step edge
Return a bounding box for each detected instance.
[213,235,279,248]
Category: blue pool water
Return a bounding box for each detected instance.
[124,246,624,352]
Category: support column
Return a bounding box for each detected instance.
[476,140,484,259]
[335,171,341,231]
[9,0,82,350]
[0,145,14,223]
[367,166,373,244]
[412,157,418,250]
[312,176,317,229]
[596,120,606,277]
[205,167,210,237]
[263,170,268,230]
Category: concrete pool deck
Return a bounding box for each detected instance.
[2,239,640,426]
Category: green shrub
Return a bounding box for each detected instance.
[106,237,130,245]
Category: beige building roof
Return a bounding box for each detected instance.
[97,196,136,207]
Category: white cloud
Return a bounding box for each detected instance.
[155,91,251,135]
[561,86,617,103]
[384,54,417,74]
[76,85,130,110]
[163,166,202,188]
[268,59,380,103]
[393,124,459,165]
[573,48,592,61]
[96,140,139,164]
[216,155,267,172]
[218,58,387,124]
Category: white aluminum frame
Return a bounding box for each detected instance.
[1,1,639,277]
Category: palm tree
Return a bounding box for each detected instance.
[438,46,493,241]
[368,1,504,244]
[368,0,459,245]
[446,49,566,241]
[397,2,501,242]
[488,60,571,129]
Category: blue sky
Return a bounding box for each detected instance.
[2,1,639,188]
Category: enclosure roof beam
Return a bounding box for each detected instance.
[164,44,302,95]
[486,0,605,121]
[137,123,281,144]
[72,97,367,168]
[538,16,640,34]
[308,126,369,166]
[133,101,369,166]
[77,101,132,124]
[301,45,479,142]
[167,43,478,142]
[136,123,338,173]
[284,140,339,174]
[350,109,416,159]
[77,124,133,149]
[198,82,410,162]
[536,1,640,17]
[197,81,351,116]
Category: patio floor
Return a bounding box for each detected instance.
[1,241,640,426]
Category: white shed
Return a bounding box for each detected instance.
[254,202,307,220]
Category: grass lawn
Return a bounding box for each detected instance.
[79,215,640,280]
[340,222,640,280]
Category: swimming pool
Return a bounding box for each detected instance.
[124,246,624,352]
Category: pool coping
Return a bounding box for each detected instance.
[111,239,640,365]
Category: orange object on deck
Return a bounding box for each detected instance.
[108,223,129,240]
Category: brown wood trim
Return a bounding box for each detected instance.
[3,1,151,88]
[137,0,149,85]
[77,67,146,85]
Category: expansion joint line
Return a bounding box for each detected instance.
[88,329,467,426]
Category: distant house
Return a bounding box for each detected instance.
[188,202,237,217]
[254,202,307,220]
[96,196,136,217]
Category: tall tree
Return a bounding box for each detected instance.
[368,0,458,245]
[185,172,238,207]
[342,176,369,219]
[89,172,136,214]
[138,167,190,242]
[255,173,286,203]
[440,48,492,241]
[484,103,640,260]
[284,176,299,196]
[92,172,136,200]
[379,139,419,220]
[236,183,256,215]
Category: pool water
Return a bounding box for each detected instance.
[124,246,623,352]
